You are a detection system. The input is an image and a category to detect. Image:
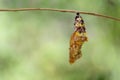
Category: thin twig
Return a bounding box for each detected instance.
[0,8,120,21]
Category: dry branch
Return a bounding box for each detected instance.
[0,8,120,21]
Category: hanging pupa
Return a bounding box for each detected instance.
[69,13,88,64]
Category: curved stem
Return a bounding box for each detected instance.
[0,8,120,21]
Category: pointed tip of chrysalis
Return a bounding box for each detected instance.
[76,12,80,15]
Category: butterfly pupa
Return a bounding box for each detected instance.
[69,13,88,64]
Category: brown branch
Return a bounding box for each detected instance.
[0,8,120,21]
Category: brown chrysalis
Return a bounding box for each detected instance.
[69,13,88,64]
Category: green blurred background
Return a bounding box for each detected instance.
[0,0,120,80]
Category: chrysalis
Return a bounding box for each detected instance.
[69,13,88,64]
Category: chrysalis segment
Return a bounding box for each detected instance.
[69,13,88,64]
